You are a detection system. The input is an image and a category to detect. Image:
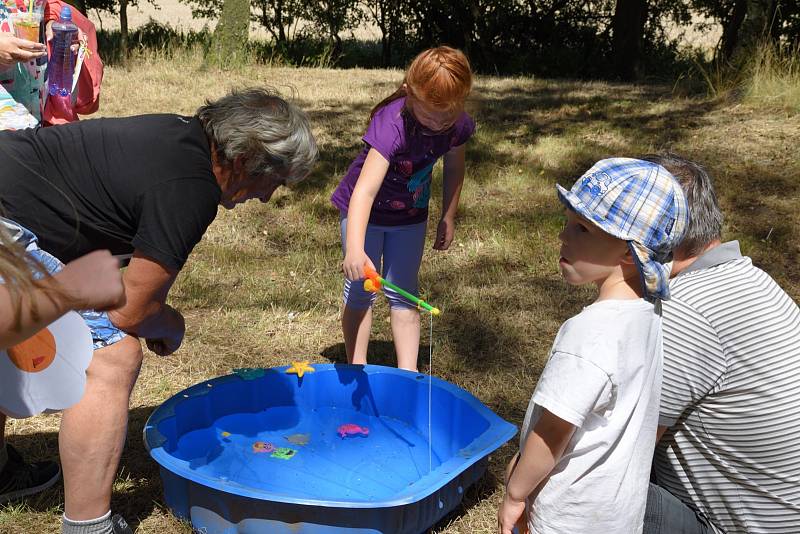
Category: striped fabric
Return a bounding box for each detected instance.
[654,241,800,533]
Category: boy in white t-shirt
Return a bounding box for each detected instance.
[498,158,689,534]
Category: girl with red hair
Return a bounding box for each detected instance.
[331,46,475,371]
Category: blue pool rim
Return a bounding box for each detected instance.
[144,363,517,509]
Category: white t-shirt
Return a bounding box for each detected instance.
[520,299,662,534]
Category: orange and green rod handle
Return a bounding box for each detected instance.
[363,265,441,316]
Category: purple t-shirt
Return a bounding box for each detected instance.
[331,97,476,226]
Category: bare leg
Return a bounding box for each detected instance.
[59,336,143,520]
[342,305,372,365]
[390,307,420,371]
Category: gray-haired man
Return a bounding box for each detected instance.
[642,153,800,534]
[0,87,317,533]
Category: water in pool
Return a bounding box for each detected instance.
[171,405,443,502]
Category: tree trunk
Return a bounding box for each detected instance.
[611,0,648,80]
[212,0,250,66]
[73,0,86,15]
[725,0,772,64]
[720,0,747,61]
[276,0,286,43]
[377,0,389,66]
[119,0,128,66]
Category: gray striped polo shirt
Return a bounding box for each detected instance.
[654,241,800,533]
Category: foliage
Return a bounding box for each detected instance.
[89,0,800,79]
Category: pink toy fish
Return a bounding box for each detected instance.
[337,424,369,438]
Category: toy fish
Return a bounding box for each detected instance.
[233,368,265,380]
[252,441,276,454]
[286,433,310,446]
[337,424,369,438]
[271,447,297,460]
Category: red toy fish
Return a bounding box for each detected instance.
[337,424,369,438]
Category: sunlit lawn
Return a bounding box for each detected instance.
[2,50,798,533]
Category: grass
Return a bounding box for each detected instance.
[2,51,799,533]
[745,43,800,112]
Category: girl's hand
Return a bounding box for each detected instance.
[433,216,456,250]
[342,249,375,282]
[497,493,528,534]
[0,32,46,69]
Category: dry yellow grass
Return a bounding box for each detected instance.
[2,53,799,533]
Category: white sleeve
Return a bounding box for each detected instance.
[532,351,613,428]
[660,297,726,427]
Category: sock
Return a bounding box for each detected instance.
[0,445,7,472]
[62,511,113,534]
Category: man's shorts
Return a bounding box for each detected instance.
[1,217,127,350]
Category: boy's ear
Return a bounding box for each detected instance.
[620,246,636,265]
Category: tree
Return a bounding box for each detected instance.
[693,0,795,62]
[298,0,362,58]
[81,0,148,62]
[611,0,649,79]
[360,0,404,66]
[211,0,250,65]
[253,0,301,44]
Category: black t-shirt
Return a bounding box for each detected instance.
[0,114,221,271]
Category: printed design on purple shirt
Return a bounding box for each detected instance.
[396,160,413,177]
[407,161,435,209]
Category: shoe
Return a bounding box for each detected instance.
[110,514,133,534]
[0,444,61,503]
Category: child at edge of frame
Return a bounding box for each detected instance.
[497,157,689,534]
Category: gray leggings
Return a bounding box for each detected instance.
[644,483,718,534]
[340,216,427,310]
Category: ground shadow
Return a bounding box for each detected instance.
[1,405,162,530]
[320,340,431,368]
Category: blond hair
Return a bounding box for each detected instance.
[0,224,60,331]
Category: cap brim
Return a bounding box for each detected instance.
[556,184,630,241]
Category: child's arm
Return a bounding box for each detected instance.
[342,148,390,281]
[0,250,125,349]
[434,143,466,250]
[498,409,576,534]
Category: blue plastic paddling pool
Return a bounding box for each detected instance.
[144,364,516,533]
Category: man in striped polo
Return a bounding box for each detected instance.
[642,153,800,534]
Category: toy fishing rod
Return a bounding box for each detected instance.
[362,265,441,316]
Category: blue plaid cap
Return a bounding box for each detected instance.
[556,158,689,301]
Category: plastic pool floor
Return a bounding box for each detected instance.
[145,364,516,533]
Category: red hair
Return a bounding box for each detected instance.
[370,46,473,120]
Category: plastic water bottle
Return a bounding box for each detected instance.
[48,6,78,97]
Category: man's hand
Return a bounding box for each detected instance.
[144,305,185,356]
[146,337,180,356]
[0,32,46,69]
[54,250,126,311]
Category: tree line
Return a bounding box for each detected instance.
[77,0,799,78]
